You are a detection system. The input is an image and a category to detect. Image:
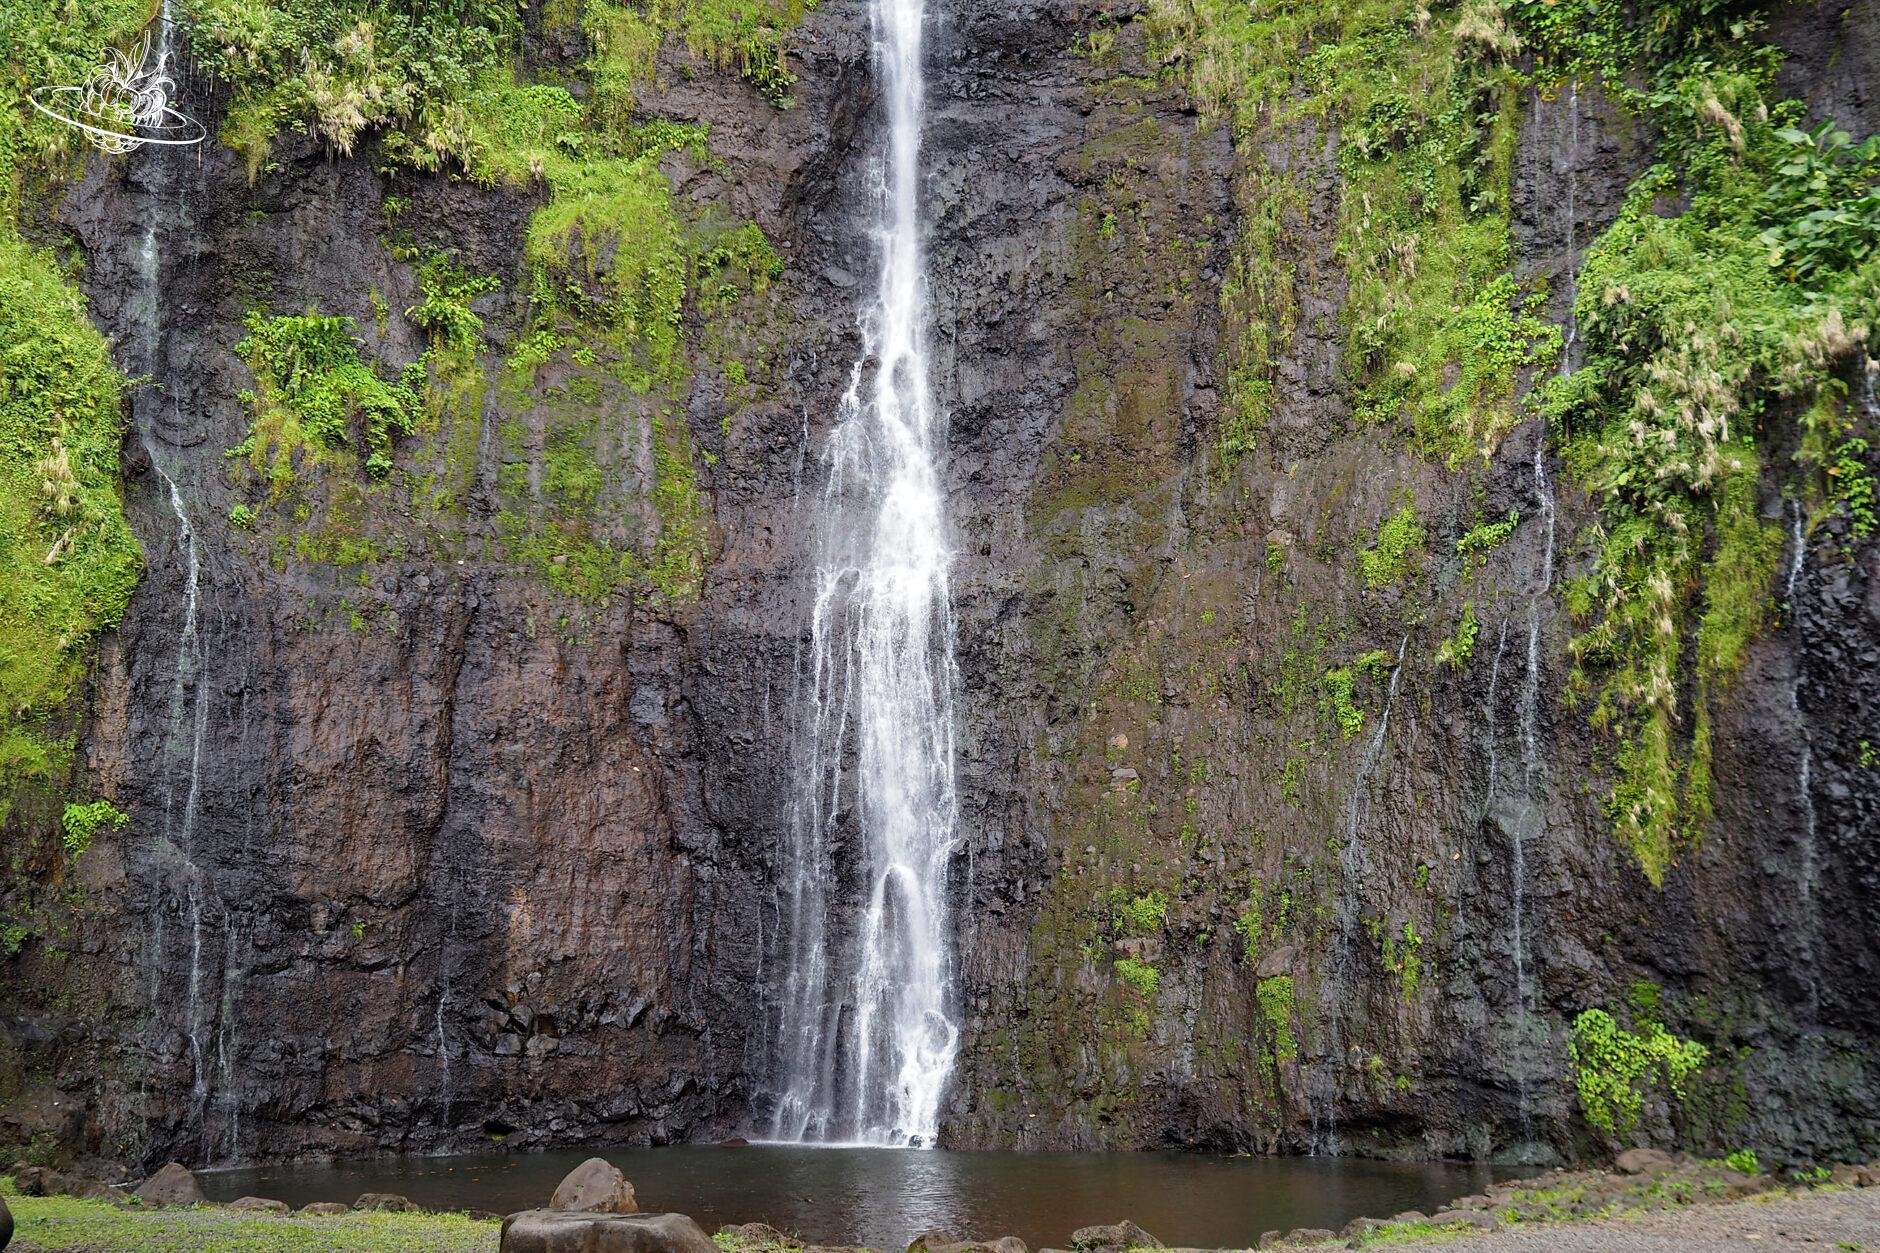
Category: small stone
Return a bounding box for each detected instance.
[1256,1233,1281,1251]
[355,1192,420,1212]
[549,1157,638,1214]
[299,1202,353,1216]
[134,1162,205,1207]
[228,1196,291,1215]
[1384,1211,1426,1226]
[1283,1230,1335,1246]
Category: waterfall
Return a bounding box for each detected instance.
[769,0,960,1147]
[125,4,227,1160]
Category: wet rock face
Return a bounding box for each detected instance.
[4,0,1876,1170]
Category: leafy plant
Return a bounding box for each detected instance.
[60,799,127,858]
[1359,503,1424,589]
[1569,1007,1709,1137]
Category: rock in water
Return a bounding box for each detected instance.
[133,1162,204,1206]
[355,1192,420,1212]
[1070,1222,1163,1252]
[502,1210,718,1253]
[299,1202,353,1216]
[549,1157,639,1214]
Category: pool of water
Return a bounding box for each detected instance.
[206,1146,1514,1249]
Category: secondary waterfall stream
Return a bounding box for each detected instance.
[769,0,961,1146]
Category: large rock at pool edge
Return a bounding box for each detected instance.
[502,1210,717,1253]
[550,1158,639,1214]
[134,1162,205,1206]
[1070,1222,1162,1253]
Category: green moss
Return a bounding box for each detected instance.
[1115,891,1168,933]
[1569,1007,1709,1137]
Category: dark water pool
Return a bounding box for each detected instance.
[206,1146,1515,1249]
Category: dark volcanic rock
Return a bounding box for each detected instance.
[133,1162,203,1206]
[550,1158,638,1214]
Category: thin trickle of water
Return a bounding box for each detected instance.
[770,0,959,1147]
[1785,504,1821,1024]
[1311,636,1408,1155]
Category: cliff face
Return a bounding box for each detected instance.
[1,0,1876,1169]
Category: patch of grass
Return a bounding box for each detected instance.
[1256,974,1298,1064]
[1,1192,498,1252]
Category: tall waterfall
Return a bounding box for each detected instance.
[768,0,961,1147]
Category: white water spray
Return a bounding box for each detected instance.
[770,0,959,1147]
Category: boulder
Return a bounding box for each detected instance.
[1255,1233,1281,1251]
[1614,1148,1675,1176]
[134,1162,204,1206]
[228,1196,291,1215]
[720,1223,800,1249]
[299,1202,353,1216]
[10,1166,68,1197]
[355,1192,420,1212]
[1280,1230,1334,1246]
[1070,1222,1162,1252]
[501,1210,719,1253]
[908,1232,962,1253]
[550,1158,639,1215]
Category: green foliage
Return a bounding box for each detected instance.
[1435,600,1479,668]
[1322,666,1362,740]
[1113,956,1161,999]
[1359,503,1424,588]
[1726,1148,1760,1175]
[1116,891,1168,933]
[0,236,142,815]
[1548,98,1874,882]
[60,799,126,859]
[1149,0,1539,468]
[179,0,813,179]
[232,309,424,491]
[1381,920,1423,1000]
[1457,510,1518,566]
[1256,974,1297,1064]
[1569,1007,1709,1137]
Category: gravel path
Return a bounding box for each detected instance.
[1370,1187,1880,1252]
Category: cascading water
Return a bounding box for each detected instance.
[122,5,231,1160]
[768,0,960,1147]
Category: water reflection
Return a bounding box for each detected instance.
[207,1146,1511,1249]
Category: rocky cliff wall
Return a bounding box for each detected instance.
[0,0,1874,1170]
